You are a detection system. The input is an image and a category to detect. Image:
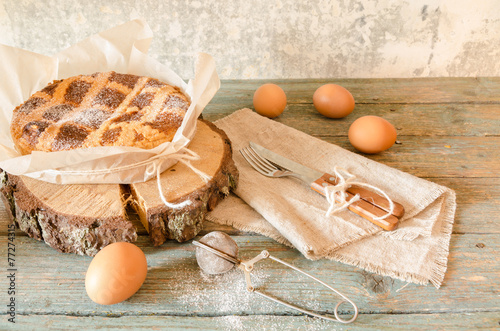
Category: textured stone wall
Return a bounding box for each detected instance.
[1,0,498,79]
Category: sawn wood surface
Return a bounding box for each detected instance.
[1,77,499,330]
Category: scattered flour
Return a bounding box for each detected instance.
[170,257,344,330]
[176,265,273,314]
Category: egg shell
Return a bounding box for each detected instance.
[253,83,287,118]
[348,116,397,154]
[85,242,147,305]
[313,84,355,118]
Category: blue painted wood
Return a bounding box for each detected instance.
[0,78,498,330]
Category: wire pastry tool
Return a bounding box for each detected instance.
[193,231,359,324]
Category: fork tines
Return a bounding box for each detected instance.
[239,146,279,176]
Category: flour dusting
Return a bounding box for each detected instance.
[169,256,340,330]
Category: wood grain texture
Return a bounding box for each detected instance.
[206,78,500,107]
[0,78,498,329]
[129,120,238,245]
[0,234,498,315]
[9,312,500,331]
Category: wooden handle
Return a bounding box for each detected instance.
[311,173,400,231]
[347,185,405,218]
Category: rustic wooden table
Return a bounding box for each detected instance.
[1,78,499,330]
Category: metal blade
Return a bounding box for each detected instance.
[249,142,323,184]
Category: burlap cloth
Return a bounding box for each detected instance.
[207,108,456,288]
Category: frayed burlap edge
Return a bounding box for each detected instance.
[207,188,455,288]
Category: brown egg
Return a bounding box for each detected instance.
[348,116,397,154]
[313,84,355,118]
[85,242,147,305]
[253,83,287,118]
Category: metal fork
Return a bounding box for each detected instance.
[240,146,302,179]
[239,144,401,230]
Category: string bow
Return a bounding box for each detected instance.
[324,166,394,221]
[145,147,212,209]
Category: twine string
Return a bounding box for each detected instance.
[324,166,394,220]
[146,147,212,209]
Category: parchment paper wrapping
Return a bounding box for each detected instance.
[0,19,220,184]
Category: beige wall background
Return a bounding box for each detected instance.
[1,0,498,79]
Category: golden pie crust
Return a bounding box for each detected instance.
[10,71,190,154]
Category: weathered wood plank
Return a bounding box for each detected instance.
[280,77,500,104]
[205,116,499,178]
[205,103,500,137]
[431,178,500,234]
[0,234,497,316]
[207,78,500,112]
[208,111,498,178]
[0,78,498,331]
[6,311,499,331]
[313,136,498,178]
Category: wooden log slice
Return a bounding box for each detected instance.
[0,119,238,255]
[130,119,238,246]
[0,172,133,256]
